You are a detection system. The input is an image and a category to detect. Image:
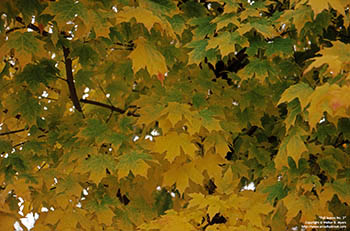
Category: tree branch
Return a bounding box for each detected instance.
[80,99,125,114]
[0,128,28,136]
[80,99,140,117]
[62,46,84,117]
[14,17,49,36]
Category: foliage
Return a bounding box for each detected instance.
[1,0,350,230]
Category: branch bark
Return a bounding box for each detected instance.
[62,46,84,117]
[0,128,28,136]
[80,99,140,117]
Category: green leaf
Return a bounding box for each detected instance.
[192,93,206,108]
[7,31,43,55]
[0,139,12,153]
[13,90,41,123]
[81,119,109,140]
[337,118,350,140]
[266,38,294,56]
[262,182,288,203]
[318,157,338,177]
[71,44,98,66]
[75,69,94,88]
[49,0,87,24]
[190,17,216,40]
[16,59,59,89]
[83,154,117,183]
[15,0,43,23]
[153,189,173,216]
[242,58,272,81]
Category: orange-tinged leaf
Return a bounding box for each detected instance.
[128,37,168,77]
[157,72,165,86]
[153,132,197,162]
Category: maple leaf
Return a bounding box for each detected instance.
[239,191,274,229]
[9,90,41,123]
[239,58,272,82]
[163,161,203,193]
[283,190,323,223]
[16,59,59,89]
[212,13,240,31]
[278,6,313,34]
[81,154,117,183]
[275,127,308,169]
[117,7,174,36]
[116,151,156,180]
[307,0,346,17]
[186,40,217,65]
[7,32,46,68]
[207,31,248,57]
[160,102,193,127]
[153,131,197,162]
[188,193,229,219]
[80,119,109,142]
[278,82,313,110]
[304,41,350,75]
[44,0,88,28]
[128,37,168,77]
[0,212,17,231]
[138,210,196,231]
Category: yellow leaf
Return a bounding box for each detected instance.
[193,153,226,183]
[239,191,274,229]
[306,83,333,130]
[275,127,308,169]
[96,207,115,226]
[207,32,248,57]
[138,210,196,231]
[160,102,193,126]
[307,0,347,16]
[215,167,241,194]
[153,132,197,162]
[278,82,313,110]
[117,7,173,36]
[163,162,203,193]
[283,191,322,223]
[188,193,230,219]
[304,41,350,75]
[0,212,17,231]
[128,37,168,77]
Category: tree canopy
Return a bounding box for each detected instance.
[1,0,350,230]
